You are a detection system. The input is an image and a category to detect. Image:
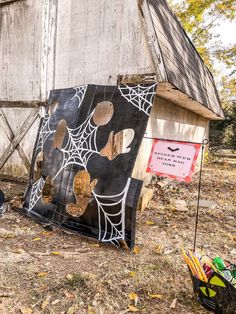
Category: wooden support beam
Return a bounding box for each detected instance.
[0,109,31,172]
[0,0,20,6]
[0,101,45,108]
[0,109,39,170]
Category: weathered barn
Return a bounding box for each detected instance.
[0,0,224,184]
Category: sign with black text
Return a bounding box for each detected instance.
[146,139,201,182]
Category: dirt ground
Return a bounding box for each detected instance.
[0,159,235,314]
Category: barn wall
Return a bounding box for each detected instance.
[132,96,209,184]
[0,0,213,181]
[54,0,155,87]
[0,0,43,101]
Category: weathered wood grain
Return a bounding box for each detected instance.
[0,0,19,5]
[0,109,31,172]
[54,0,155,88]
[138,0,167,81]
[157,82,222,120]
[0,0,43,101]
[0,109,39,170]
[147,0,224,118]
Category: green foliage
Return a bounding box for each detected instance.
[168,0,236,149]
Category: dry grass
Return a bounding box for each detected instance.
[0,160,235,313]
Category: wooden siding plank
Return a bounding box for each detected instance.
[41,0,58,99]
[0,0,43,101]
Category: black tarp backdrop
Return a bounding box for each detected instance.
[21,83,157,248]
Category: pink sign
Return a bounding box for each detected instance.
[146,139,201,182]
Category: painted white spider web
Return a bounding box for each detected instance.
[35,114,55,153]
[92,178,131,246]
[28,177,45,212]
[71,85,87,108]
[53,110,100,179]
[118,83,157,116]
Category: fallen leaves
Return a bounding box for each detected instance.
[154,244,164,255]
[10,196,23,208]
[67,305,77,314]
[149,294,163,299]
[10,248,26,254]
[170,298,177,309]
[133,246,140,254]
[64,291,75,299]
[51,299,61,305]
[41,295,52,309]
[20,307,32,314]
[0,228,16,239]
[145,220,155,225]
[51,251,61,255]
[32,237,41,242]
[37,272,48,277]
[40,231,54,237]
[87,305,96,314]
[128,305,139,312]
[129,271,136,278]
[128,292,138,306]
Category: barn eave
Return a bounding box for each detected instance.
[157,82,224,121]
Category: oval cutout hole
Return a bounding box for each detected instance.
[53,119,67,149]
[92,101,114,126]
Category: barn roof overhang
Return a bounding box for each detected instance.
[157,82,224,120]
[141,0,224,121]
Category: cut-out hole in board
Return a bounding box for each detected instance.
[42,176,55,204]
[53,119,67,149]
[100,128,135,160]
[92,101,114,126]
[66,170,97,217]
[34,152,44,181]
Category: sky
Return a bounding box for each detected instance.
[214,20,236,46]
[212,20,236,85]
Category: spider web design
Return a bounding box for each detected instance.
[53,110,100,179]
[35,114,55,154]
[118,83,157,116]
[28,177,45,212]
[92,178,131,246]
[71,85,87,108]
